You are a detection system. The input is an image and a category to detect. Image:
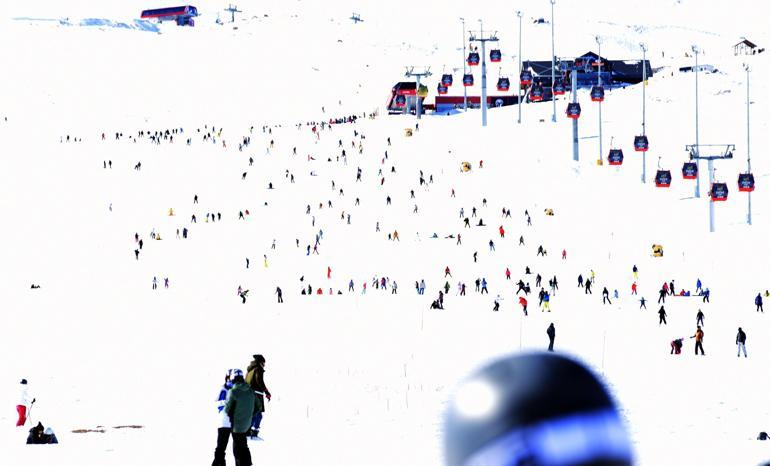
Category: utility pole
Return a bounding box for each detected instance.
[405,67,431,120]
[225,4,242,23]
[469,21,499,127]
[550,0,557,122]
[461,18,468,111]
[640,43,647,184]
[693,45,701,198]
[745,63,752,225]
[596,36,603,164]
[687,144,734,232]
[517,10,523,124]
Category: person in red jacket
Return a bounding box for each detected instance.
[518,296,528,316]
[505,268,511,280]
[327,267,331,279]
[499,225,505,238]
[631,282,638,295]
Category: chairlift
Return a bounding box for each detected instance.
[467,52,480,66]
[655,170,672,187]
[441,74,453,87]
[490,49,502,62]
[520,70,533,86]
[682,162,698,179]
[394,95,406,108]
[530,84,544,102]
[607,149,624,166]
[590,85,605,102]
[463,73,474,87]
[497,77,510,92]
[738,173,755,192]
[437,84,448,95]
[634,135,649,152]
[566,102,581,119]
[710,182,728,201]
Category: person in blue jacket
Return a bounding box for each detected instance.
[756,293,764,313]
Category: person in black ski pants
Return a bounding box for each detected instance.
[658,306,667,325]
[658,288,667,304]
[585,279,592,294]
[546,323,556,352]
[696,309,705,327]
[602,287,611,305]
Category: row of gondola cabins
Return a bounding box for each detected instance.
[430,49,756,201]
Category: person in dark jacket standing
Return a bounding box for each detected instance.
[245,354,272,439]
[690,326,705,355]
[224,369,256,466]
[546,323,556,352]
[658,306,667,325]
[696,309,705,327]
[736,328,747,357]
[756,293,764,313]
[602,287,611,305]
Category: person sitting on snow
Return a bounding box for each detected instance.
[26,422,58,444]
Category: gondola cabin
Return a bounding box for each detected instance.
[682,162,698,179]
[394,95,406,108]
[496,77,510,92]
[467,52,480,66]
[553,79,566,95]
[566,102,581,119]
[463,73,474,87]
[710,183,728,201]
[738,173,755,192]
[441,74,453,87]
[520,70,533,86]
[634,135,649,152]
[530,85,544,102]
[607,149,624,166]
[490,49,502,62]
[655,170,672,187]
[590,85,605,102]
[437,84,448,95]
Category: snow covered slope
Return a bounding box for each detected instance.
[1,1,770,465]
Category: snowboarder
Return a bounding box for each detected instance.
[736,327,747,357]
[547,323,556,351]
[690,326,705,355]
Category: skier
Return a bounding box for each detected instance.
[658,306,667,325]
[658,287,667,304]
[696,309,705,327]
[690,326,705,355]
[632,264,638,281]
[640,297,647,309]
[519,296,528,316]
[602,287,611,305]
[16,379,34,427]
[631,282,638,295]
[239,289,249,304]
[245,354,271,439]
[546,323,556,351]
[224,369,256,464]
[577,274,584,288]
[696,278,703,294]
[443,353,633,466]
[480,278,488,294]
[492,299,500,312]
[702,288,710,303]
[736,327,747,357]
[585,279,592,294]
[756,293,764,312]
[275,287,283,303]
